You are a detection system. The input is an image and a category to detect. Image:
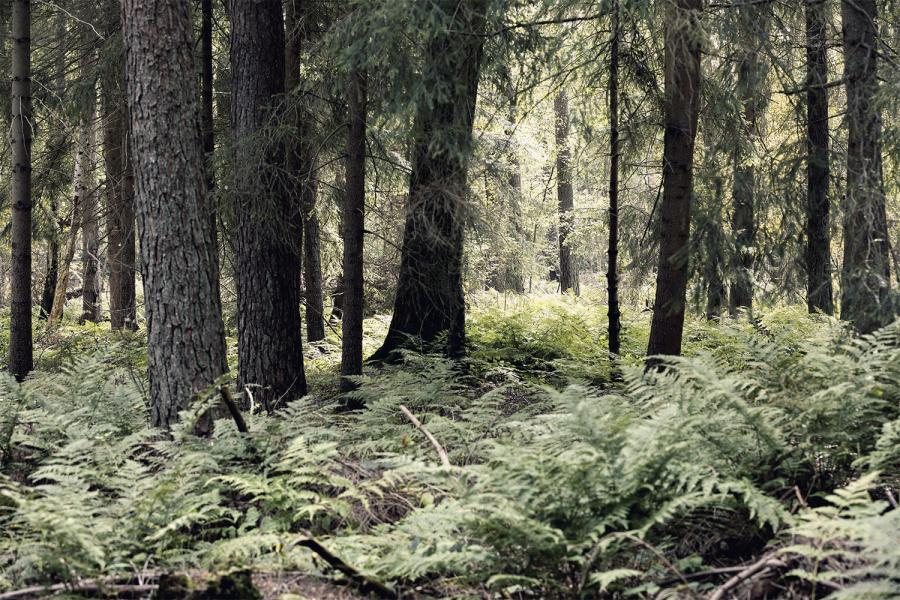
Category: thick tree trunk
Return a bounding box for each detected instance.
[80,99,100,324]
[9,0,33,380]
[201,0,220,303]
[341,67,366,393]
[805,0,833,315]
[124,0,228,430]
[729,0,769,314]
[554,91,576,294]
[839,0,891,333]
[232,0,306,408]
[646,0,702,359]
[369,0,486,362]
[607,0,621,356]
[103,0,136,330]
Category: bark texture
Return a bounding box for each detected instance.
[607,0,621,356]
[805,0,833,315]
[839,0,891,333]
[201,0,220,302]
[124,0,228,429]
[102,0,136,330]
[232,0,306,408]
[9,0,32,380]
[646,0,702,358]
[554,91,576,294]
[369,0,486,362]
[341,67,366,392]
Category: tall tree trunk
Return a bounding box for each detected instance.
[839,0,891,333]
[39,204,59,320]
[607,0,621,355]
[341,67,366,393]
[369,0,486,362]
[9,0,32,380]
[554,91,576,294]
[646,0,702,359]
[80,96,100,324]
[705,177,727,319]
[729,0,769,313]
[103,0,136,330]
[124,0,228,431]
[201,0,220,303]
[46,161,83,330]
[232,0,306,408]
[805,0,833,314]
[285,0,325,344]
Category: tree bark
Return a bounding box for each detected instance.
[729,0,769,314]
[369,0,486,362]
[839,0,891,333]
[124,0,228,430]
[201,0,220,304]
[9,0,33,380]
[554,91,576,294]
[607,0,621,355]
[341,67,366,393]
[646,0,702,359]
[805,0,833,315]
[705,178,727,319]
[103,0,136,330]
[39,205,60,320]
[232,0,306,408]
[80,93,100,324]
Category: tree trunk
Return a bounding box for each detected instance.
[369,0,486,362]
[46,178,82,330]
[646,0,702,359]
[232,0,306,408]
[124,0,228,431]
[729,0,769,314]
[554,91,576,294]
[805,0,833,315]
[201,0,220,304]
[9,0,33,380]
[705,178,727,319]
[80,97,100,324]
[303,201,326,343]
[39,206,59,320]
[607,0,621,356]
[341,67,366,393]
[103,0,136,330]
[839,0,891,333]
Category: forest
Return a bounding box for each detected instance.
[0,0,898,597]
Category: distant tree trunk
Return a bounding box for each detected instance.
[124,0,228,431]
[839,0,891,333]
[705,177,727,319]
[607,0,621,355]
[201,0,220,301]
[341,67,367,393]
[232,0,306,408]
[103,0,136,330]
[330,274,345,322]
[9,0,32,380]
[370,0,486,362]
[646,0,702,359]
[39,204,59,320]
[729,0,769,314]
[285,0,325,344]
[554,91,576,294]
[46,175,82,329]
[805,0,833,315]
[80,98,100,324]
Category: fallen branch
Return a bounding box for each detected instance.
[709,554,788,600]
[293,533,398,599]
[399,404,451,468]
[0,577,157,599]
[220,385,249,433]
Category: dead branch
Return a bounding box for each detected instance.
[399,404,452,468]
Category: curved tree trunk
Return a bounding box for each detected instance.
[554,91,576,294]
[646,0,702,359]
[124,0,228,431]
[805,0,833,315]
[232,0,306,408]
[9,0,32,380]
[839,0,892,333]
[369,0,486,362]
[341,67,366,393]
[103,0,136,330]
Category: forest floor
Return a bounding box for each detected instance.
[0,293,898,599]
